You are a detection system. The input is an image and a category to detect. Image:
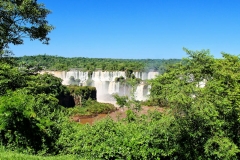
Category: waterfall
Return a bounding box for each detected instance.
[40,70,158,102]
[135,84,144,101]
[133,72,148,80]
[108,81,119,94]
[148,72,159,79]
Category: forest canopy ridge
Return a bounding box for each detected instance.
[15,54,181,72]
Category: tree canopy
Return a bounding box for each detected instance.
[149,48,240,159]
[15,54,181,72]
[0,0,54,56]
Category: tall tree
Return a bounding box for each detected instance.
[149,48,240,159]
[0,0,54,56]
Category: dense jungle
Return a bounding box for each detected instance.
[1,0,240,159]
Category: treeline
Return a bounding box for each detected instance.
[15,54,180,73]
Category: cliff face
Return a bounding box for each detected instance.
[40,70,159,102]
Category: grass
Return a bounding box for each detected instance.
[0,151,82,160]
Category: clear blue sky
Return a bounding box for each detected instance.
[10,0,240,59]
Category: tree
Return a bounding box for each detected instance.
[0,61,27,95]
[113,94,128,110]
[0,89,65,154]
[0,0,54,56]
[149,48,240,159]
[26,73,69,98]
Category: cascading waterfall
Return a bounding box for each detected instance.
[40,70,159,102]
[108,81,120,94]
[135,84,144,101]
[147,72,159,79]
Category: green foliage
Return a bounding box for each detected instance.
[67,99,116,116]
[0,60,69,155]
[0,62,27,95]
[67,85,96,106]
[0,61,69,98]
[15,55,180,72]
[113,94,128,109]
[127,99,142,113]
[115,75,125,84]
[84,99,116,114]
[114,76,143,113]
[0,0,54,54]
[2,37,240,160]
[125,68,134,78]
[0,149,77,160]
[204,136,239,159]
[26,73,69,97]
[149,48,240,159]
[126,109,137,122]
[0,89,65,154]
[141,99,159,107]
[57,112,177,159]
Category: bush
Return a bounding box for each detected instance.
[67,99,116,116]
[0,89,66,154]
[57,112,177,159]
[67,86,97,106]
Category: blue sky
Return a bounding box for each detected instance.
[10,0,240,59]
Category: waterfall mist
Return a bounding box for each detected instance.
[40,70,159,104]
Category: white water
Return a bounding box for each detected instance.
[40,70,159,102]
[135,83,147,101]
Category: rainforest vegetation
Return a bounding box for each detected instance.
[1,49,240,159]
[15,54,180,73]
[1,0,240,159]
